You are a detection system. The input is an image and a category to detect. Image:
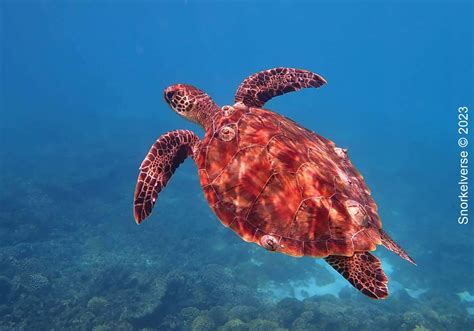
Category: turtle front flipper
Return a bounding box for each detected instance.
[133,130,201,223]
[325,252,389,299]
[234,67,327,108]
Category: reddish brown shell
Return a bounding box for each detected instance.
[195,104,383,258]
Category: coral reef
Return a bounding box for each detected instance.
[26,273,49,291]
[220,319,247,331]
[191,315,215,331]
[1,183,473,331]
[87,297,109,315]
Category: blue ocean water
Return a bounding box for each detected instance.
[1,1,473,330]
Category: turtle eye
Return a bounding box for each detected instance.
[165,90,176,101]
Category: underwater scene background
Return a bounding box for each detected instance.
[1,1,473,330]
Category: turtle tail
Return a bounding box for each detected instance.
[379,229,416,265]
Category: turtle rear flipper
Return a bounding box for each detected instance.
[133,130,201,224]
[325,252,389,299]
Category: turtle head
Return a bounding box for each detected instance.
[164,84,218,129]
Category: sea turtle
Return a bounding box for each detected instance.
[133,67,416,299]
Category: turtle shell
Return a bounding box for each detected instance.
[195,104,382,258]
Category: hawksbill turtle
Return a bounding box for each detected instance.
[133,67,416,299]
